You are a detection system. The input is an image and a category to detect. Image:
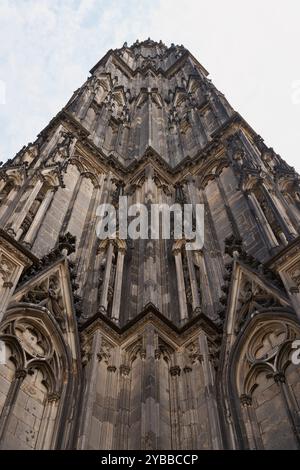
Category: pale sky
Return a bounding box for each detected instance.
[0,0,299,171]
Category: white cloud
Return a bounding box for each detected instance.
[0,0,299,172]
[147,0,300,171]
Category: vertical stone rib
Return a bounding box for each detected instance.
[111,246,126,322]
[173,247,188,323]
[0,369,26,447]
[246,191,279,250]
[6,179,43,238]
[77,331,102,449]
[22,188,55,247]
[99,240,114,312]
[198,332,222,450]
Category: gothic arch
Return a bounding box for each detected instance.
[80,171,100,188]
[228,310,300,449]
[0,333,25,371]
[66,157,86,174]
[197,159,229,189]
[0,304,75,449]
[67,155,103,185]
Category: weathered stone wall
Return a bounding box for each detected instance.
[78,322,221,450]
[0,39,299,450]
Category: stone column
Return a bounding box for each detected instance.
[198,332,222,449]
[6,179,44,237]
[99,240,114,313]
[117,123,130,157]
[90,109,102,140]
[173,246,188,323]
[261,184,297,241]
[277,270,300,321]
[239,394,263,449]
[76,182,103,297]
[217,176,240,238]
[274,372,300,447]
[143,167,158,308]
[182,363,197,448]
[169,361,182,449]
[115,360,131,450]
[36,393,60,449]
[191,108,207,147]
[186,250,201,312]
[86,174,111,313]
[246,191,279,251]
[0,185,20,222]
[208,89,226,124]
[62,174,84,236]
[188,109,201,148]
[0,250,31,321]
[141,325,159,450]
[0,369,27,447]
[78,90,95,121]
[111,245,126,323]
[77,331,102,449]
[198,111,210,142]
[22,188,55,247]
[276,191,300,232]
[99,363,118,449]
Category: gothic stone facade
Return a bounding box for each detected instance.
[0,39,300,450]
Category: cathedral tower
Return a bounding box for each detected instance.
[0,39,300,450]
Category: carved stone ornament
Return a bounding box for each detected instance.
[21,273,65,327]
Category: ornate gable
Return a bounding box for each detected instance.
[222,260,292,342]
[10,258,80,357]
